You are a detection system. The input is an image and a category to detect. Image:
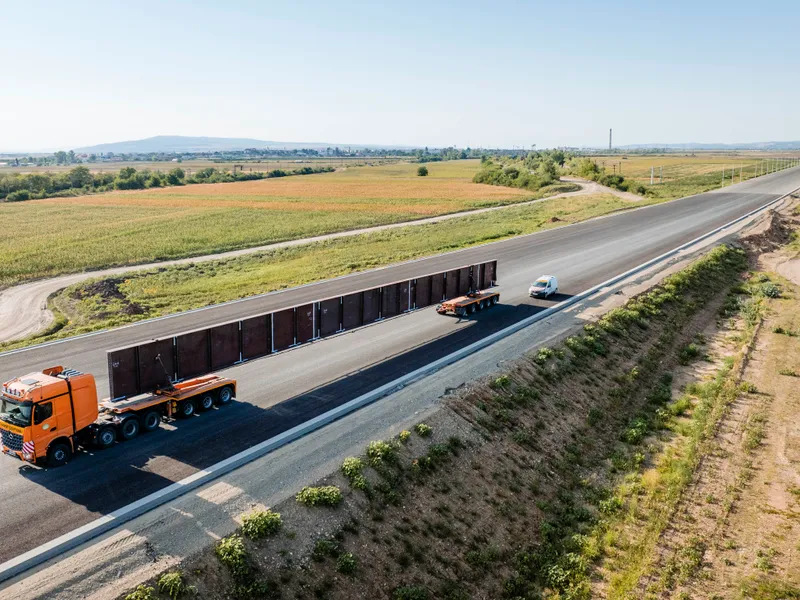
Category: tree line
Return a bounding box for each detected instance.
[0,165,335,202]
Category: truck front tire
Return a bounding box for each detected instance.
[47,442,72,467]
[95,426,116,449]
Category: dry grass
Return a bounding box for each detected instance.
[0,160,535,287]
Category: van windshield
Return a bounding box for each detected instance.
[0,398,32,427]
[534,279,550,286]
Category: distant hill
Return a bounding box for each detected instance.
[614,141,800,151]
[74,135,414,154]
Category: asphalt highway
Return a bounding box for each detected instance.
[0,168,798,562]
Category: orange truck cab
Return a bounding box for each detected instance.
[0,366,236,467]
[0,366,98,467]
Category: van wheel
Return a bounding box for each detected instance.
[119,417,140,441]
[95,426,116,449]
[198,393,215,412]
[178,399,196,418]
[142,410,161,432]
[47,442,72,467]
[217,386,233,405]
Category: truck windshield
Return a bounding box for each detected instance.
[0,397,32,427]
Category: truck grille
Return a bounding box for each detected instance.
[1,429,23,452]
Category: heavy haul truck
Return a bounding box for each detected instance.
[0,365,236,467]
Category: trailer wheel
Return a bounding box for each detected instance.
[456,307,467,317]
[491,295,499,305]
[142,410,161,432]
[217,386,234,405]
[177,399,196,418]
[95,426,116,449]
[119,417,140,441]
[198,393,215,412]
[47,442,72,468]
[468,303,476,314]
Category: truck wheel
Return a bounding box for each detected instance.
[217,386,233,405]
[177,399,196,418]
[119,417,140,441]
[47,442,72,468]
[198,393,215,412]
[95,426,116,449]
[142,410,161,432]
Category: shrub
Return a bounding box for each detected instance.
[587,408,603,427]
[341,457,364,478]
[6,189,31,201]
[366,440,398,466]
[415,423,432,437]
[394,586,430,600]
[241,509,283,539]
[417,166,428,176]
[779,368,798,377]
[125,585,157,600]
[398,430,411,443]
[296,485,343,507]
[623,417,650,444]
[740,381,758,393]
[678,343,702,365]
[158,571,196,599]
[535,347,555,364]
[759,283,781,298]
[491,374,511,389]
[216,535,250,578]
[336,552,358,575]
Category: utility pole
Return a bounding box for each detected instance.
[740,165,743,183]
[722,165,725,186]
[660,166,663,183]
[650,166,654,184]
[609,128,612,151]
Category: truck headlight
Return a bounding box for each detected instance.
[23,452,34,460]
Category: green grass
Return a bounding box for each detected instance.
[2,193,630,351]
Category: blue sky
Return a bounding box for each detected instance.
[2,0,798,151]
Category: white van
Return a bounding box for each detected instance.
[529,275,558,298]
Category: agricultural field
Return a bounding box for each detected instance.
[593,152,793,184]
[0,156,398,175]
[0,160,543,287]
[15,193,626,347]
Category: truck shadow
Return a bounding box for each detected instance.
[11,296,573,560]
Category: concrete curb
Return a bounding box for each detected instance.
[0,186,796,585]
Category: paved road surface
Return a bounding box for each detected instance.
[0,168,798,562]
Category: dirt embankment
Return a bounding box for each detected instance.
[117,243,753,600]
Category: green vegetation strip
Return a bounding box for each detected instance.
[2,193,628,351]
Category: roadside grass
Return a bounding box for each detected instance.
[1,193,629,351]
[0,160,541,287]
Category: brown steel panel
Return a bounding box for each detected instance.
[399,280,410,312]
[296,303,315,343]
[409,279,416,309]
[445,270,460,299]
[458,267,471,295]
[273,308,295,351]
[176,330,210,380]
[139,338,176,392]
[431,273,444,302]
[210,322,240,370]
[482,260,496,288]
[382,283,400,317]
[242,315,270,360]
[319,298,340,337]
[107,347,138,399]
[342,292,362,329]
[415,276,431,308]
[362,288,381,323]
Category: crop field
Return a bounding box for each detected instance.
[592,152,784,183]
[38,193,627,343]
[0,160,538,287]
[0,156,399,175]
